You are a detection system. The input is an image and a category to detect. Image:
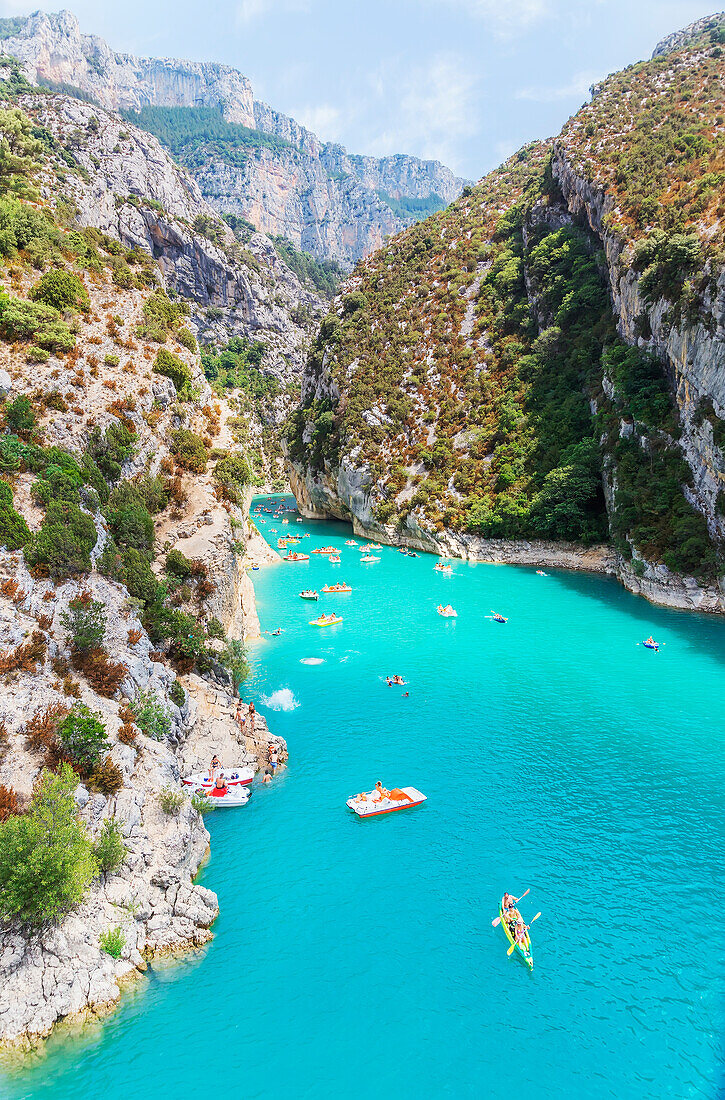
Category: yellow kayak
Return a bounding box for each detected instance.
[499,902,533,971]
[309,614,343,627]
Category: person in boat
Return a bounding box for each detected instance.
[373,781,390,801]
[213,775,227,794]
[502,892,519,913]
[210,754,222,778]
[514,918,530,948]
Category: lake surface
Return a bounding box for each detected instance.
[4,493,725,1099]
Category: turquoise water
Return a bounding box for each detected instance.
[4,493,725,1099]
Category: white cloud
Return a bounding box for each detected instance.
[515,69,600,102]
[361,53,480,171]
[291,103,345,142]
[418,0,550,35]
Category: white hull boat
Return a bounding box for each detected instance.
[202,785,252,807]
[347,787,427,817]
[182,766,254,789]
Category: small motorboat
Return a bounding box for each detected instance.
[309,613,343,627]
[284,552,310,562]
[183,766,254,789]
[201,784,252,807]
[321,583,352,593]
[312,546,337,555]
[345,539,358,546]
[434,562,452,573]
[643,636,659,651]
[370,544,383,551]
[360,554,380,562]
[437,604,457,617]
[329,555,341,563]
[300,589,319,600]
[491,611,508,623]
[347,787,427,818]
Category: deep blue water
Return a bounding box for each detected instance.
[3,494,725,1099]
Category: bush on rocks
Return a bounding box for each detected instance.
[93,818,126,872]
[62,592,107,654]
[90,756,124,796]
[57,704,109,775]
[0,479,30,549]
[153,347,191,392]
[0,782,22,821]
[30,269,90,313]
[129,688,172,741]
[170,429,208,472]
[99,925,125,958]
[0,763,97,927]
[165,548,193,577]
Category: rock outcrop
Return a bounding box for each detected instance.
[1,9,467,267]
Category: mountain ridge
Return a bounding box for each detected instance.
[0,9,468,268]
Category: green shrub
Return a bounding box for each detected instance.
[206,617,225,640]
[4,394,35,433]
[28,499,97,577]
[153,346,190,391]
[26,345,49,362]
[129,688,171,741]
[169,680,186,707]
[121,547,159,604]
[0,294,58,341]
[165,548,193,577]
[0,763,97,927]
[61,594,106,654]
[30,269,90,313]
[140,289,188,338]
[170,429,208,472]
[57,704,109,774]
[106,484,154,551]
[219,638,249,690]
[191,790,214,815]
[176,326,197,352]
[104,353,119,367]
[99,925,125,958]
[158,786,184,815]
[93,818,127,873]
[0,479,30,549]
[35,321,75,352]
[87,423,136,483]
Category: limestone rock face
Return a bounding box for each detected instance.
[25,92,321,384]
[3,10,468,268]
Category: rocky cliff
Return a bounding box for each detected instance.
[288,14,725,613]
[0,82,287,1047]
[0,9,468,268]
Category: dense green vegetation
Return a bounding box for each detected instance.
[123,106,294,171]
[291,123,718,576]
[270,236,343,299]
[200,336,268,393]
[0,764,98,927]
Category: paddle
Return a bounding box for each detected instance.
[507,912,541,955]
[491,888,530,926]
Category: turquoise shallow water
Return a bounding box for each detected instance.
[4,493,725,1099]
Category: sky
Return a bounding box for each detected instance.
[0,0,720,179]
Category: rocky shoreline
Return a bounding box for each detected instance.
[0,503,284,1052]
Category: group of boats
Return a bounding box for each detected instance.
[181,764,254,808]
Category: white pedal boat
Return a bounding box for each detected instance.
[347,787,427,817]
[182,766,254,789]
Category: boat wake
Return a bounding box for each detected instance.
[300,657,325,665]
[260,688,300,710]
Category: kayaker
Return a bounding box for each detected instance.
[502,892,519,913]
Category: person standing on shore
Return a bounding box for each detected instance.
[235,699,246,735]
[248,701,256,737]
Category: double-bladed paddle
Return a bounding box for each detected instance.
[506,911,541,954]
[491,888,530,926]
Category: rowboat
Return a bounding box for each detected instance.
[499,902,533,971]
[347,787,426,817]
